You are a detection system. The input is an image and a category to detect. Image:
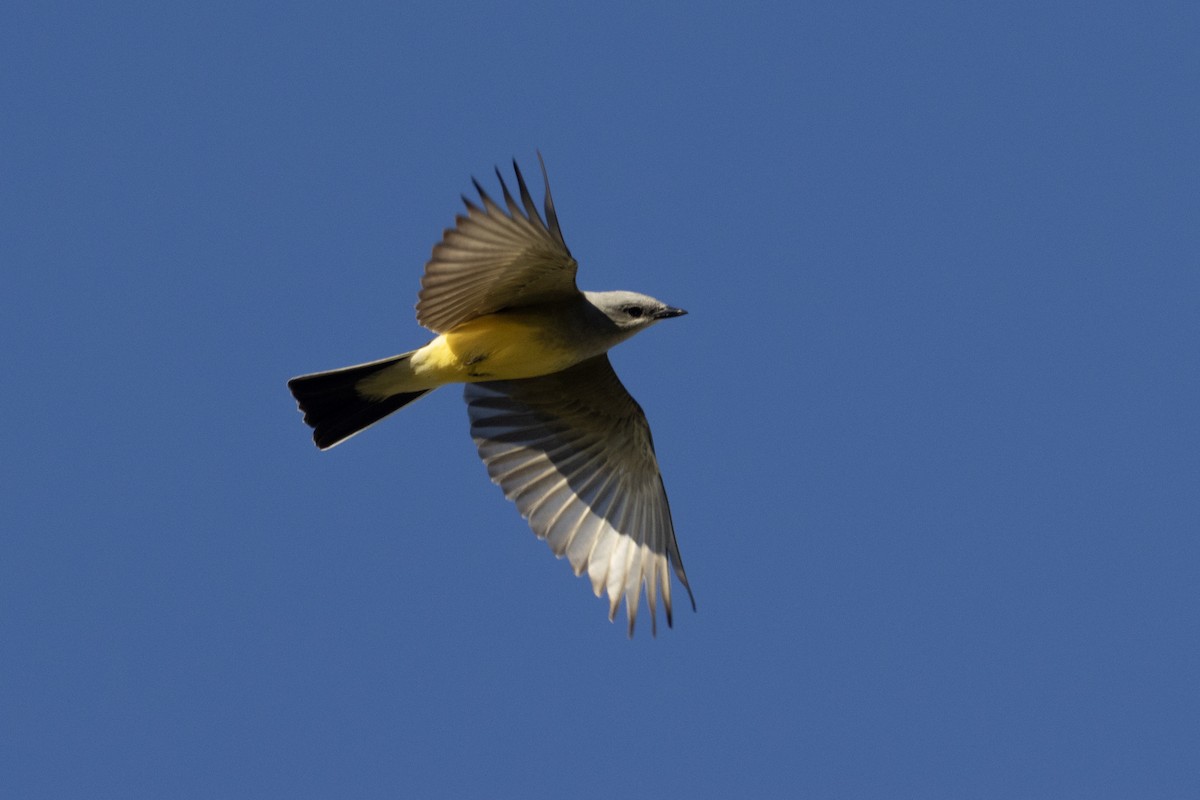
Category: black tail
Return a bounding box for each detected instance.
[287,354,431,449]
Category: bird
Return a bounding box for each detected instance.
[287,154,694,636]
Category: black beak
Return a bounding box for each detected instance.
[656,306,688,320]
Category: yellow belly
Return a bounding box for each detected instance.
[411,312,578,383]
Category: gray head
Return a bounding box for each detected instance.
[583,290,687,335]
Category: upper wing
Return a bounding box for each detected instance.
[416,155,580,333]
[464,355,694,636]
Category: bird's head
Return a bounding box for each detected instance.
[584,290,687,335]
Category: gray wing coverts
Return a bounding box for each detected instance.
[465,355,694,636]
[417,157,578,333]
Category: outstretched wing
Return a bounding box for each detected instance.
[464,355,694,636]
[416,154,579,333]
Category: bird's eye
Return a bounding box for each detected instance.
[624,306,644,319]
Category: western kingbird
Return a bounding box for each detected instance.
[287,155,694,635]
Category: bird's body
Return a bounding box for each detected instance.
[424,307,583,380]
[360,304,591,396]
[288,156,693,635]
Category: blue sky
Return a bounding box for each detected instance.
[3,2,1197,797]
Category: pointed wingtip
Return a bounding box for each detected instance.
[494,166,518,215]
[535,151,568,249]
[511,157,543,226]
[471,176,500,210]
